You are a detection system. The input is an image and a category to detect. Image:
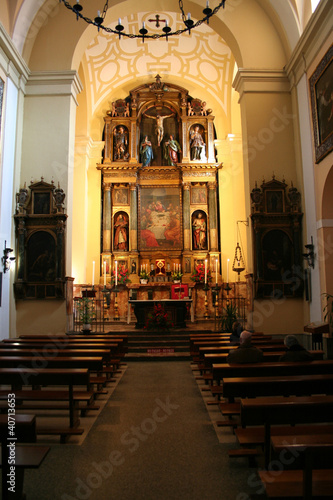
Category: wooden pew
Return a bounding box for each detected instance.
[212,360,333,385]
[0,414,50,500]
[262,434,333,499]
[204,350,323,369]
[240,395,333,469]
[222,373,333,403]
[0,368,89,438]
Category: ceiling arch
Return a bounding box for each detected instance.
[19,0,297,71]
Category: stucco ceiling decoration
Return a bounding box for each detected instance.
[83,12,234,116]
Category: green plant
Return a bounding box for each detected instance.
[323,293,333,333]
[220,302,238,332]
[77,297,95,325]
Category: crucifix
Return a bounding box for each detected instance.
[148,14,167,27]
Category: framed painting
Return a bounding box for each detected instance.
[33,192,51,214]
[309,44,333,163]
[191,185,207,204]
[139,186,182,250]
[265,190,284,213]
[113,187,129,205]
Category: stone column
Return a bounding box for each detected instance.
[182,182,191,250]
[103,183,112,252]
[208,181,218,251]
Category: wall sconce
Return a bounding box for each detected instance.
[303,236,315,269]
[2,241,16,273]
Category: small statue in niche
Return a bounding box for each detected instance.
[140,136,153,167]
[164,135,182,166]
[113,126,129,161]
[190,125,205,161]
[114,212,129,251]
[192,211,207,250]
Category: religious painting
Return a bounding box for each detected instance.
[113,211,129,251]
[33,192,51,214]
[262,229,293,282]
[192,210,207,250]
[27,231,56,282]
[309,44,333,163]
[113,187,129,205]
[265,190,284,213]
[130,259,137,275]
[191,185,207,204]
[139,186,182,250]
[101,254,111,275]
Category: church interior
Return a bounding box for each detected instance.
[0,1,333,499]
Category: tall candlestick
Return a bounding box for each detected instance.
[227,258,229,283]
[92,261,95,286]
[104,261,106,286]
[215,259,218,284]
[204,259,207,284]
[115,260,118,286]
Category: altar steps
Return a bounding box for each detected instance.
[125,332,191,361]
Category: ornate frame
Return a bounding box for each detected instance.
[309,44,333,163]
[138,185,183,251]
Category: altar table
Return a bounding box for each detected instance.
[128,299,193,329]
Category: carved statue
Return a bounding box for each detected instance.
[190,125,205,161]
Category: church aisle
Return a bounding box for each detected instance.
[24,362,258,500]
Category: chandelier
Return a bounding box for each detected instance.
[60,0,227,41]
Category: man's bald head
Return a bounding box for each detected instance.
[240,330,252,344]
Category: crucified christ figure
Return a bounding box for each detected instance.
[144,110,174,146]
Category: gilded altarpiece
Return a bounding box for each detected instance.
[94,77,228,322]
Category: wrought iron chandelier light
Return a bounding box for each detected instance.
[60,0,227,41]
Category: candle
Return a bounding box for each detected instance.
[115,260,118,286]
[118,18,121,25]
[215,259,218,284]
[179,264,181,272]
[92,261,95,286]
[174,263,175,271]
[187,12,191,20]
[204,259,207,284]
[227,258,229,283]
[141,265,143,272]
[104,261,106,286]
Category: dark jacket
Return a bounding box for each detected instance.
[227,341,264,364]
[279,344,314,362]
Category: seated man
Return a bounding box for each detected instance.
[279,335,314,362]
[227,330,264,364]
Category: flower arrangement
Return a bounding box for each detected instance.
[190,262,212,283]
[144,303,174,332]
[139,269,149,280]
[112,264,130,285]
[171,271,183,282]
